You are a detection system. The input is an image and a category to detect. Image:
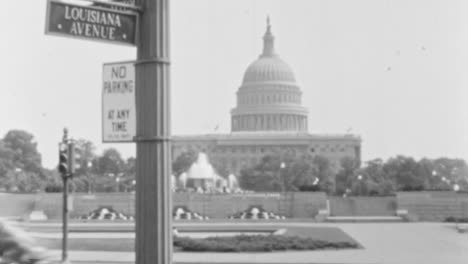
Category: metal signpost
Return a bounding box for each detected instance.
[134,0,172,263]
[47,1,172,264]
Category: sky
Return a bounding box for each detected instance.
[1,0,467,169]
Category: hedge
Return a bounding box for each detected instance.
[173,234,359,252]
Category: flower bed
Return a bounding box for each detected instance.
[78,206,134,220]
[173,234,358,252]
[173,206,209,220]
[228,205,285,220]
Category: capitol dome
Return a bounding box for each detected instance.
[231,17,309,133]
[242,57,296,84]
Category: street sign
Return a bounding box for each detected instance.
[102,61,136,142]
[45,0,138,46]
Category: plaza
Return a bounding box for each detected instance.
[23,221,468,264]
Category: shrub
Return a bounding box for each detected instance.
[44,184,62,193]
[445,216,468,223]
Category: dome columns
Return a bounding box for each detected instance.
[232,114,307,132]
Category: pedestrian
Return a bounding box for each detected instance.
[0,220,49,264]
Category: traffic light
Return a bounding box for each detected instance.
[58,142,69,175]
[58,141,81,176]
[68,142,81,174]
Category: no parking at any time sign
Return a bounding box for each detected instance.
[102,62,136,142]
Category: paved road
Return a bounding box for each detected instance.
[23,222,468,264]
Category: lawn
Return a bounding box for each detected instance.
[36,225,361,252]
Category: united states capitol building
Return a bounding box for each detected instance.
[172,20,361,175]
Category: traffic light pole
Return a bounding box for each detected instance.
[134,1,172,264]
[60,128,69,263]
[62,172,69,262]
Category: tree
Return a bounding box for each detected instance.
[383,156,423,191]
[74,139,96,175]
[91,175,119,192]
[89,148,125,192]
[312,156,335,194]
[356,158,395,196]
[239,154,284,192]
[71,139,98,192]
[335,157,358,195]
[95,148,125,175]
[210,157,230,178]
[430,158,468,190]
[239,153,327,192]
[288,155,316,191]
[124,157,136,176]
[172,150,198,176]
[1,169,44,193]
[117,157,136,192]
[0,130,44,192]
[43,168,63,192]
[417,158,436,190]
[2,130,42,174]
[0,140,15,177]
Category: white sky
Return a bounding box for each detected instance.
[1,0,468,169]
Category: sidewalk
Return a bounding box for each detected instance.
[47,249,379,264]
[39,223,468,264]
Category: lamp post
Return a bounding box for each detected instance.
[85,161,93,193]
[132,180,136,192]
[357,174,363,196]
[453,183,461,230]
[107,173,115,192]
[280,162,286,193]
[431,170,438,190]
[109,173,124,192]
[116,177,121,192]
[13,168,22,192]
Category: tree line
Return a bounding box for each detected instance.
[0,130,135,193]
[1,129,467,195]
[238,153,468,196]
